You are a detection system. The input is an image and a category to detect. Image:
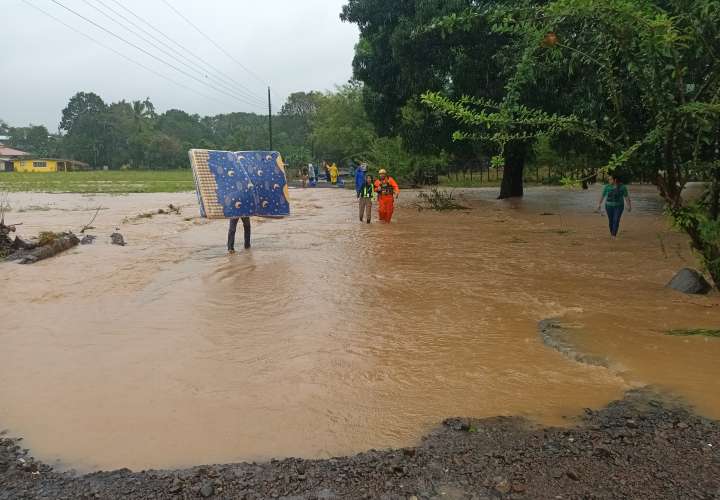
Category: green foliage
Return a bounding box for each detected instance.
[341,0,510,163]
[4,125,58,157]
[311,82,377,163]
[414,0,720,288]
[366,136,449,185]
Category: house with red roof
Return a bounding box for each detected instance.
[0,144,31,172]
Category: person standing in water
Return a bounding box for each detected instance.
[597,173,632,238]
[228,217,251,254]
[374,169,400,223]
[300,164,309,188]
[308,163,316,183]
[355,162,368,197]
[358,174,376,224]
[329,162,339,185]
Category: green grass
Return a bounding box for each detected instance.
[667,329,720,338]
[0,170,195,193]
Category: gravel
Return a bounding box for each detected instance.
[1,389,718,499]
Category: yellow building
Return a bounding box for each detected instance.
[13,158,89,173]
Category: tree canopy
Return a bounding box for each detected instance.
[419,0,720,287]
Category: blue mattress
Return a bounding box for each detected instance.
[189,149,290,219]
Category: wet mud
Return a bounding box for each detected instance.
[1,389,718,499]
[0,187,719,476]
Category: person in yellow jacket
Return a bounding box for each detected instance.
[328,162,339,185]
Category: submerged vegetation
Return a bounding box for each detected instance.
[415,188,468,212]
[667,329,720,339]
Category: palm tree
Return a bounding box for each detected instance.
[131,98,156,132]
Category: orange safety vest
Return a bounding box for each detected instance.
[375,177,399,197]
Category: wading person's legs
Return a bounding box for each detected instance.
[241,217,251,249]
[378,197,395,223]
[611,206,624,237]
[228,218,239,253]
[606,206,624,237]
[359,198,372,223]
[359,198,366,222]
[228,217,251,253]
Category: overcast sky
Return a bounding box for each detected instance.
[1,0,359,130]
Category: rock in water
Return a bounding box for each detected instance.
[110,232,126,246]
[80,235,96,245]
[667,268,712,295]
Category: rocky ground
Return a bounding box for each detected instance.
[1,390,718,499]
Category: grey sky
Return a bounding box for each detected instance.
[1,0,359,130]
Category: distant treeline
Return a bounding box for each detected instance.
[0,86,446,183]
[2,92,309,170]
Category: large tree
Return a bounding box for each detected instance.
[341,0,528,196]
[59,92,110,167]
[311,83,377,164]
[425,0,720,288]
[6,125,55,157]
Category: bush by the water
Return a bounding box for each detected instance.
[416,189,468,212]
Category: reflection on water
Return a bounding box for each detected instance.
[0,186,718,471]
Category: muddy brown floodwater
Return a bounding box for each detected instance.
[0,186,718,472]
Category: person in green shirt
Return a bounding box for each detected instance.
[597,174,632,238]
[357,174,376,224]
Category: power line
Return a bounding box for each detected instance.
[78,0,265,108]
[21,0,226,107]
[159,0,273,91]
[96,0,264,105]
[47,0,267,111]
[106,0,268,105]
[87,0,267,106]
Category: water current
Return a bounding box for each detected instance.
[1,186,718,471]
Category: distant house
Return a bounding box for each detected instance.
[0,144,31,172]
[0,144,89,172]
[13,158,90,173]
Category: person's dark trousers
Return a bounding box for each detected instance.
[228,217,251,251]
[606,205,624,237]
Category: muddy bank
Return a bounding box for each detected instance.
[1,390,718,499]
[538,319,610,368]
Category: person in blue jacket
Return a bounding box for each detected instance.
[355,162,368,197]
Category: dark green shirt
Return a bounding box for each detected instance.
[603,184,628,207]
[359,184,375,199]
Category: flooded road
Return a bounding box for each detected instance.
[1,186,718,471]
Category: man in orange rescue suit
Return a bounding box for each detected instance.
[374,168,400,223]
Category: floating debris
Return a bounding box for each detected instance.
[110,232,126,246]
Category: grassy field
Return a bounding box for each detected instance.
[0,170,195,193]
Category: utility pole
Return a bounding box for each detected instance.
[268,86,273,151]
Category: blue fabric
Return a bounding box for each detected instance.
[606,204,624,236]
[355,167,366,195]
[207,151,290,218]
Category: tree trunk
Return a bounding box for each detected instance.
[9,233,80,264]
[499,144,526,199]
